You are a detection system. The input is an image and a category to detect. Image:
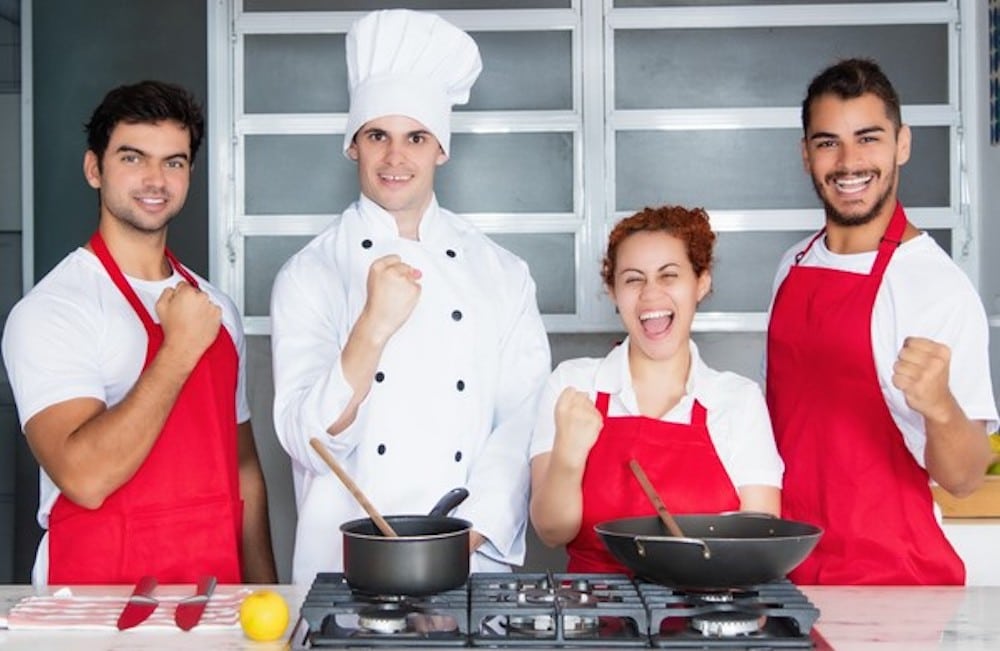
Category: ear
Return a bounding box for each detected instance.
[346,141,360,162]
[895,124,912,167]
[83,150,102,190]
[696,271,712,303]
[800,137,810,174]
[436,147,449,167]
[605,283,619,311]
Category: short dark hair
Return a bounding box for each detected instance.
[84,80,205,165]
[801,58,901,134]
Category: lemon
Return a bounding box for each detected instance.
[988,433,1000,476]
[239,589,290,642]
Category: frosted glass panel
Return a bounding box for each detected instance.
[615,127,948,211]
[466,32,572,111]
[244,35,347,114]
[245,135,358,214]
[699,231,812,312]
[245,236,314,316]
[489,233,576,314]
[246,0,570,9]
[438,133,574,213]
[615,25,947,109]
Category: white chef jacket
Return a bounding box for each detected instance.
[0,247,251,585]
[766,231,998,466]
[530,339,783,489]
[271,194,551,584]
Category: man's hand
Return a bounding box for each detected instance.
[551,388,603,468]
[156,281,222,369]
[362,254,423,344]
[892,336,955,424]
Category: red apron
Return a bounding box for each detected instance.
[568,389,740,573]
[766,202,963,585]
[47,232,244,585]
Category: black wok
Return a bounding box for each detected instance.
[596,512,822,588]
[342,488,471,596]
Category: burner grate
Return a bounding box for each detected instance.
[469,572,648,647]
[299,573,469,647]
[638,580,819,649]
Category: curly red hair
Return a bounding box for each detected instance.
[601,205,715,287]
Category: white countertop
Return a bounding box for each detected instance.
[2,583,1000,649]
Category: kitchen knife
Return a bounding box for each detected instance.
[174,575,217,631]
[116,575,158,630]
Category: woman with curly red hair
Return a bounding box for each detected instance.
[529,205,783,573]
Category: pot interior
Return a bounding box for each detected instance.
[342,515,471,538]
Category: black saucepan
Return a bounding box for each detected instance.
[341,487,471,596]
[595,512,822,588]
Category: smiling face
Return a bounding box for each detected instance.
[802,92,910,228]
[347,114,449,230]
[609,230,711,364]
[84,120,192,236]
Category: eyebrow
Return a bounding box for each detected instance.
[618,262,680,275]
[808,125,886,142]
[114,145,190,161]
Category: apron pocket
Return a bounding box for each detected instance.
[121,494,241,583]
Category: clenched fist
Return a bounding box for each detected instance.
[362,254,423,344]
[155,281,222,366]
[551,388,604,469]
[892,336,954,423]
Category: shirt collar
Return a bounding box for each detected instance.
[357,193,446,243]
[594,337,708,414]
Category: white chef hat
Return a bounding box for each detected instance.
[343,9,482,158]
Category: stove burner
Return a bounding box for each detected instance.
[506,614,600,637]
[357,603,413,634]
[690,611,766,637]
[517,587,596,606]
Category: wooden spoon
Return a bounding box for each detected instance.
[309,438,398,537]
[629,458,687,539]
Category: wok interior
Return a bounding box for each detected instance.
[597,514,822,539]
[343,515,470,537]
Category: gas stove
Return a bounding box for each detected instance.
[289,572,823,649]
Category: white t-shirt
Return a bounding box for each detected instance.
[1,247,251,584]
[530,339,784,490]
[768,231,999,465]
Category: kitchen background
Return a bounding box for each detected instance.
[1,0,999,584]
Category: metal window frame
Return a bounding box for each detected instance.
[209,0,968,335]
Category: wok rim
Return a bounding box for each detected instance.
[594,514,824,542]
[340,515,473,541]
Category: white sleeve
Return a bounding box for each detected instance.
[453,266,551,563]
[711,376,784,489]
[2,295,107,427]
[216,291,252,424]
[876,251,999,463]
[269,253,360,476]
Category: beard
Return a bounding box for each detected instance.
[101,191,180,235]
[811,166,897,228]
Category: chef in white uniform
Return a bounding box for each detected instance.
[270,9,552,585]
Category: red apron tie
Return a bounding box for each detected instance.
[47,233,243,585]
[766,202,964,585]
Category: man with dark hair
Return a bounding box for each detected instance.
[2,80,277,585]
[766,58,997,585]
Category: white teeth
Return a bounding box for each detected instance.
[381,174,410,181]
[834,175,872,188]
[138,197,166,204]
[639,310,673,321]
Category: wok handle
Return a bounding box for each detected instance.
[634,535,712,560]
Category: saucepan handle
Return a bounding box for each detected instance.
[633,534,712,560]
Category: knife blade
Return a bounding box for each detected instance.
[116,575,158,630]
[174,575,217,631]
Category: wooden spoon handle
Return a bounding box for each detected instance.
[629,459,686,539]
[309,438,398,537]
